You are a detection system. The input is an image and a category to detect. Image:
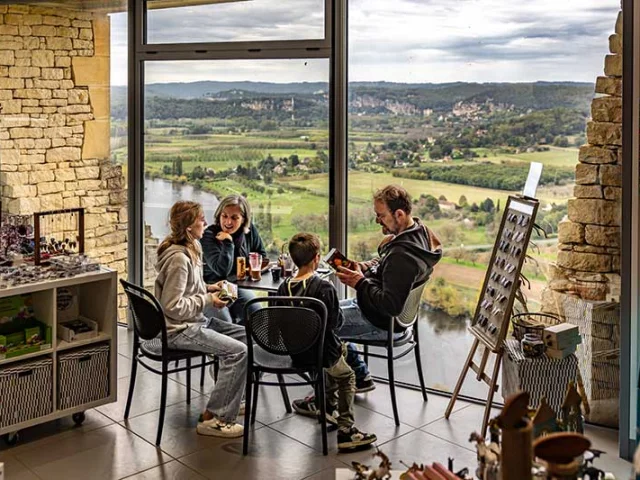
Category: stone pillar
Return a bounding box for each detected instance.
[0,4,128,321]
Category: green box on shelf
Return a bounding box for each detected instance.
[0,294,52,360]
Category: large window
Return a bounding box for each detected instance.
[142,59,330,287]
[347,0,620,399]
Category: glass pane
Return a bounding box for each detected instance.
[0,1,129,322]
[347,0,621,403]
[143,59,329,296]
[145,0,325,44]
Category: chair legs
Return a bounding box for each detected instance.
[413,323,428,402]
[277,374,292,413]
[250,372,260,425]
[213,357,219,382]
[124,345,139,419]
[156,360,169,445]
[186,357,191,405]
[242,368,253,455]
[387,344,400,426]
[317,372,328,455]
[201,355,206,387]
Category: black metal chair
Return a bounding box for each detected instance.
[120,279,218,446]
[242,296,329,455]
[341,282,428,426]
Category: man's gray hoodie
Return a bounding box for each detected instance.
[155,244,214,333]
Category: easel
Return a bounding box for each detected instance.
[445,196,539,436]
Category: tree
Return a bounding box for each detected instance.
[480,198,495,213]
[438,195,448,202]
[458,195,468,207]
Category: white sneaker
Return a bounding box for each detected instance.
[197,418,244,438]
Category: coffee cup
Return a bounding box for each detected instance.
[271,268,281,282]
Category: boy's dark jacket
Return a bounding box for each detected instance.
[277,274,344,368]
[201,223,267,283]
[355,218,442,330]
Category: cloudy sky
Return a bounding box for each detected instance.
[110,0,620,85]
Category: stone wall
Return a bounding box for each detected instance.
[0,4,128,321]
[541,10,622,427]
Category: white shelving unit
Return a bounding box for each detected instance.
[0,268,118,439]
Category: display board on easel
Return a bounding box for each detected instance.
[445,195,539,436]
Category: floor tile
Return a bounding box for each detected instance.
[118,354,133,379]
[180,426,342,480]
[301,466,349,480]
[14,423,170,480]
[122,460,207,479]
[353,385,466,428]
[0,451,40,480]
[0,409,114,455]
[246,382,311,426]
[123,395,264,458]
[339,429,477,474]
[420,403,500,451]
[269,403,413,454]
[96,370,198,422]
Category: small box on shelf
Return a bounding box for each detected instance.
[57,317,98,343]
[0,294,52,361]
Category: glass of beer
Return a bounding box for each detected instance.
[249,252,262,281]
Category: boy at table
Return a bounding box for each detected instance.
[277,232,377,451]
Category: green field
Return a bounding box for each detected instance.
[472,146,579,168]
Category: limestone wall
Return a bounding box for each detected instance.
[0,4,128,321]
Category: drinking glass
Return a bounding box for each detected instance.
[249,253,262,281]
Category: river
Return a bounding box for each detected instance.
[143,176,492,400]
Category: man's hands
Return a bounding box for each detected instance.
[209,291,229,309]
[336,263,365,288]
[216,231,232,242]
[207,280,225,293]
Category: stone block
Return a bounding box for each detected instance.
[43,15,70,27]
[18,26,32,36]
[604,55,622,77]
[557,251,612,273]
[93,16,109,57]
[23,37,39,50]
[29,169,55,183]
[56,26,78,38]
[65,137,82,147]
[14,58,30,67]
[578,145,617,165]
[83,119,109,160]
[0,50,14,65]
[8,66,39,78]
[46,37,71,50]
[72,38,92,50]
[586,121,622,147]
[558,220,584,244]
[44,127,73,138]
[55,56,70,67]
[603,187,622,201]
[62,196,80,209]
[3,184,36,198]
[77,179,101,191]
[13,138,34,148]
[0,25,18,35]
[0,41,23,50]
[72,20,92,28]
[68,88,89,104]
[616,11,622,35]
[59,104,90,114]
[0,99,21,114]
[4,14,22,25]
[7,196,40,214]
[45,146,80,162]
[591,97,622,123]
[76,166,100,180]
[609,33,622,54]
[575,164,598,185]
[14,88,50,99]
[79,28,93,41]
[0,149,20,165]
[37,181,64,195]
[600,165,622,187]
[1,171,28,185]
[0,77,23,88]
[41,67,63,80]
[568,198,620,226]
[9,127,43,138]
[31,49,54,67]
[22,153,44,164]
[585,225,621,248]
[23,14,43,25]
[88,85,109,119]
[38,192,63,210]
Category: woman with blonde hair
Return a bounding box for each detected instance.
[201,194,267,323]
[155,200,247,437]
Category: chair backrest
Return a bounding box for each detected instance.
[244,296,327,366]
[120,279,168,342]
[394,282,427,329]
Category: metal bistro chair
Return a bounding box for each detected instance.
[120,279,218,445]
[242,296,329,455]
[342,282,428,426]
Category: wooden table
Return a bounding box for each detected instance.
[235,274,284,294]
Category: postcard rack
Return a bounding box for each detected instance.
[445,195,539,436]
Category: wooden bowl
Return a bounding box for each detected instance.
[533,432,591,465]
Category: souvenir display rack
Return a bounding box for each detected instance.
[0,268,117,444]
[445,195,539,436]
[34,208,85,265]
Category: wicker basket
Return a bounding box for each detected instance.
[58,343,109,410]
[511,312,560,341]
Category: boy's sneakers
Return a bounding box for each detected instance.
[292,396,339,427]
[196,416,244,438]
[337,426,377,450]
[356,375,376,393]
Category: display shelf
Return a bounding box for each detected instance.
[0,349,53,367]
[0,268,117,438]
[56,332,111,352]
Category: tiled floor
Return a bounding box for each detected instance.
[0,327,632,480]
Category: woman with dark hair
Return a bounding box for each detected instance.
[155,200,247,437]
[201,194,267,323]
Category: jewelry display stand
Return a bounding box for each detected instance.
[34,208,85,265]
[444,195,539,436]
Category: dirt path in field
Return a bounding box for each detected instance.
[433,262,546,300]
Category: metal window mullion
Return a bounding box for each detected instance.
[137,48,330,62]
[139,39,329,54]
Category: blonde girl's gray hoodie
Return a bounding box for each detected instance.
[155,244,214,333]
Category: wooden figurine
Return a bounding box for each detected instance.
[560,382,583,434]
[533,432,591,479]
[469,431,500,479]
[532,397,559,438]
[497,391,533,480]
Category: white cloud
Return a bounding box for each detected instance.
[110,0,620,85]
